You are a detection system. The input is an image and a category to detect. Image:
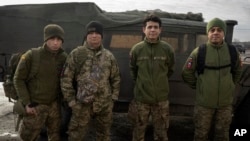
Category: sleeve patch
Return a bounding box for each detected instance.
[186,57,193,69]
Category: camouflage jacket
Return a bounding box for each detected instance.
[14,45,67,105]
[61,42,120,107]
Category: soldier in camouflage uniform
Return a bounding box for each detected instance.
[14,24,67,141]
[129,14,175,141]
[182,18,242,141]
[61,21,120,141]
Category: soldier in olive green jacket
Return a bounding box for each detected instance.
[129,14,175,141]
[182,18,242,141]
[14,24,67,141]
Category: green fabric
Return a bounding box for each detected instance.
[14,45,67,105]
[28,48,40,80]
[3,48,40,101]
[129,38,175,104]
[182,42,242,108]
[206,17,226,34]
[44,24,65,42]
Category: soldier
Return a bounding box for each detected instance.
[61,21,120,141]
[129,14,175,141]
[14,24,67,141]
[182,18,242,141]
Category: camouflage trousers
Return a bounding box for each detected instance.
[132,100,169,141]
[194,105,232,141]
[19,101,61,141]
[67,101,113,141]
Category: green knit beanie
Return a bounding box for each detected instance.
[44,24,64,42]
[206,18,226,34]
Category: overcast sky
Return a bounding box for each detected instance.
[1,0,249,42]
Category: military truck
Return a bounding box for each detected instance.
[0,2,239,117]
[235,44,246,54]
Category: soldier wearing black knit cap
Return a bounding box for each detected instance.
[61,21,120,141]
[182,18,242,141]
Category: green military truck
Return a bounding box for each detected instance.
[0,2,248,140]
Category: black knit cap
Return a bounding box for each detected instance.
[44,24,64,42]
[85,21,103,38]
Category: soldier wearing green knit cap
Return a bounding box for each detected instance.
[14,24,67,141]
[182,18,242,141]
[206,17,227,35]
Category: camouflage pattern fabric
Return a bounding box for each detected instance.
[194,105,232,141]
[127,99,137,123]
[61,43,120,105]
[132,100,169,141]
[76,77,98,103]
[67,101,113,141]
[61,42,120,140]
[19,101,61,141]
[76,63,101,104]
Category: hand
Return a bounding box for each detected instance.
[68,100,76,108]
[25,105,37,116]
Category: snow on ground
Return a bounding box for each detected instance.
[0,82,22,140]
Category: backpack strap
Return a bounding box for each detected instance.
[28,47,40,80]
[197,44,206,75]
[70,46,87,90]
[197,44,238,75]
[74,46,87,76]
[228,44,237,74]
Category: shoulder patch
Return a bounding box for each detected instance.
[61,63,68,77]
[21,55,26,60]
[186,57,193,69]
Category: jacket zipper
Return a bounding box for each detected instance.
[217,48,220,107]
[150,44,157,102]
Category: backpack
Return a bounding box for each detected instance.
[2,48,40,102]
[196,44,237,75]
[73,46,103,103]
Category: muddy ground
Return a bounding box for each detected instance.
[2,87,250,141]
[0,105,194,141]
[0,83,194,141]
[0,113,194,141]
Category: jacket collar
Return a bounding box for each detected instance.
[207,41,226,49]
[83,41,104,55]
[144,37,161,44]
[42,43,64,54]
